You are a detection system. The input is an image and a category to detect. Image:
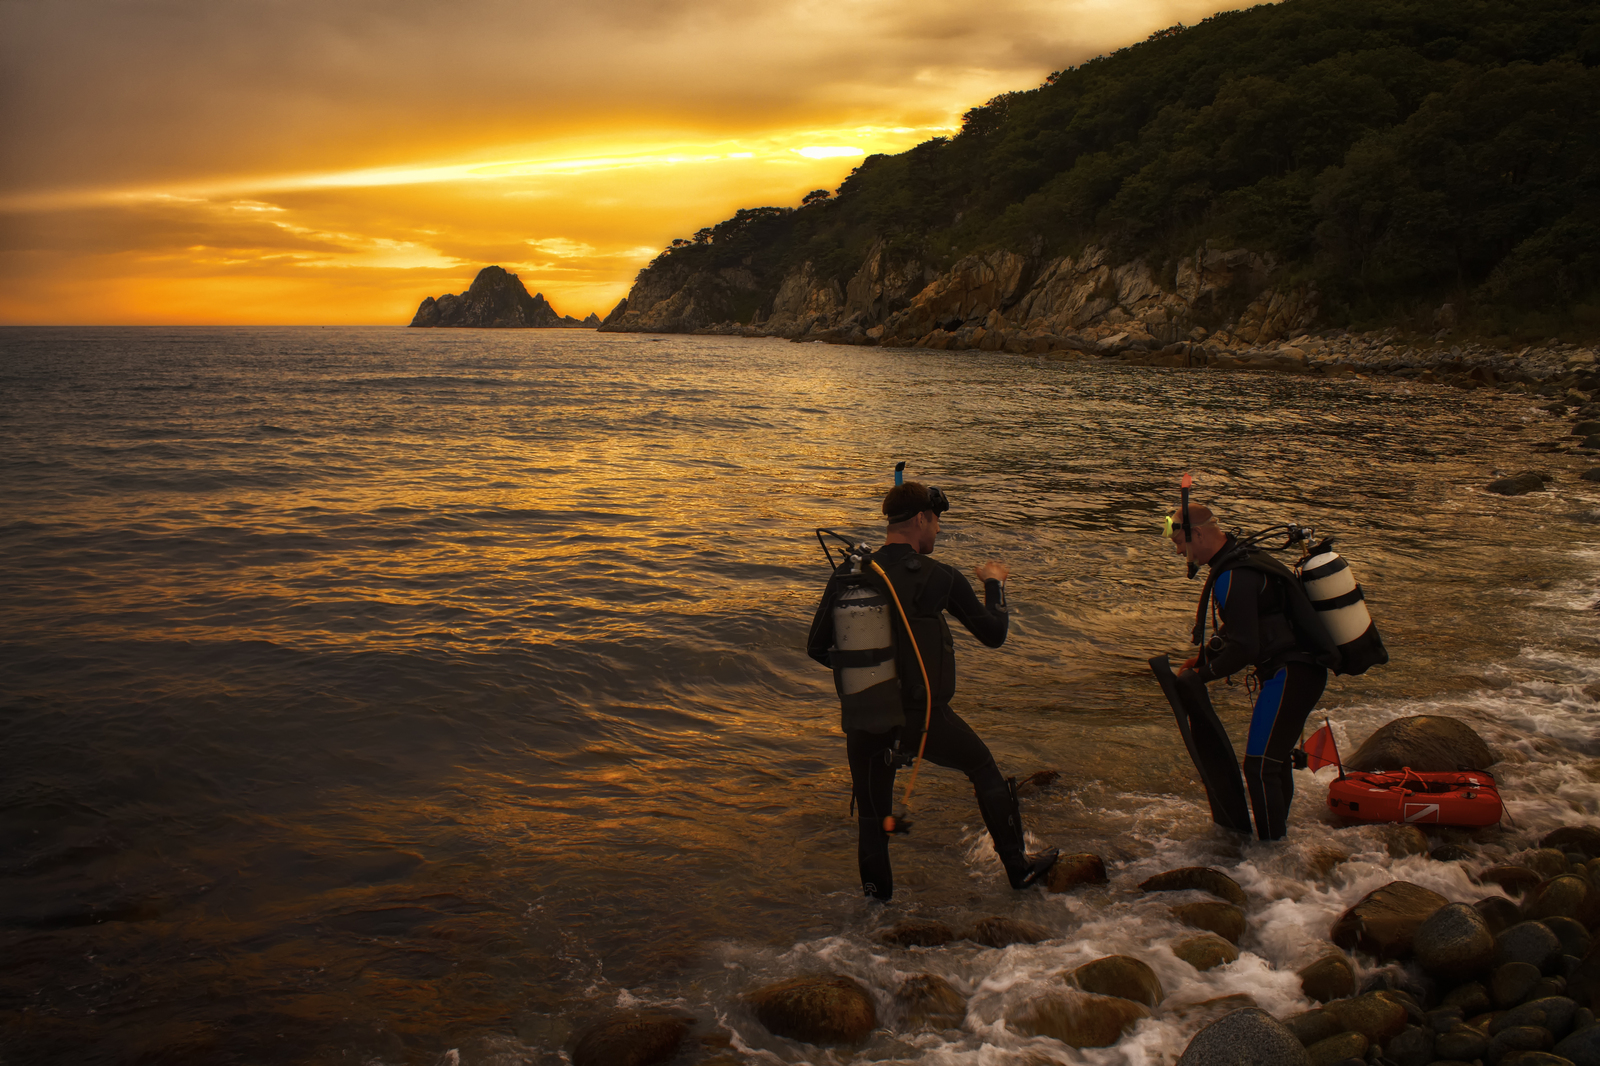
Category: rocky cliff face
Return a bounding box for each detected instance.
[600,242,1318,356]
[411,266,592,328]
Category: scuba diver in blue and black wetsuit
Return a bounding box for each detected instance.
[807,480,1059,901]
[1160,499,1340,841]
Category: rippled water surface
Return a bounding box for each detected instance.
[2,327,1598,1065]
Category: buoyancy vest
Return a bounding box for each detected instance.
[1193,544,1342,674]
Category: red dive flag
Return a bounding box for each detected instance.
[1303,722,1342,772]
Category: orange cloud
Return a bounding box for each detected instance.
[0,0,1255,324]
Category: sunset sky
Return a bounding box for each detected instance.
[0,0,1250,325]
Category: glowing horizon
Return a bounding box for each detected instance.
[0,0,1256,325]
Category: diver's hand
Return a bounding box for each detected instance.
[974,561,1010,583]
[1181,655,1200,672]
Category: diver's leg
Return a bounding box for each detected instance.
[922,705,1058,888]
[1243,664,1327,840]
[847,729,897,900]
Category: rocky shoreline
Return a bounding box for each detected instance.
[560,717,1600,1066]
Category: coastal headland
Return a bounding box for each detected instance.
[590,0,1599,408]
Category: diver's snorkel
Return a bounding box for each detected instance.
[1180,472,1198,579]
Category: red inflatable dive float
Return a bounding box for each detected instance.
[1326,768,1503,827]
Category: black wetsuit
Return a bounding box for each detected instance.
[1192,538,1328,840]
[807,542,1018,900]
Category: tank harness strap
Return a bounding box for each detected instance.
[868,558,931,833]
[828,646,896,669]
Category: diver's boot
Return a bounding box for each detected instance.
[976,777,1060,890]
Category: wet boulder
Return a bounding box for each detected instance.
[1284,1006,1343,1046]
[1140,867,1248,907]
[1554,1023,1600,1064]
[1325,991,1411,1044]
[1172,901,1246,944]
[876,918,956,947]
[1173,933,1240,972]
[1046,853,1109,893]
[1168,994,1257,1027]
[1545,917,1593,959]
[1528,878,1598,924]
[1065,955,1164,1007]
[1479,896,1525,934]
[1415,902,1497,977]
[745,974,877,1046]
[1493,996,1580,1040]
[1442,980,1493,1015]
[1374,824,1431,858]
[1302,845,1350,879]
[1306,1029,1369,1063]
[1006,989,1149,1047]
[1176,1007,1311,1065]
[1542,828,1600,860]
[1015,768,1060,796]
[1584,467,1600,483]
[1521,849,1577,881]
[1346,715,1494,772]
[965,916,1053,948]
[1331,881,1449,959]
[895,973,965,1029]
[1487,471,1553,495]
[571,1009,693,1066]
[1433,843,1477,862]
[1483,866,1545,897]
[1298,953,1358,1003]
[1498,921,1567,974]
[1488,1024,1556,1060]
[1435,1023,1490,1060]
[1384,1023,1435,1066]
[1495,961,1546,1008]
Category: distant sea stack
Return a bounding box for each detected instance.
[410,266,594,328]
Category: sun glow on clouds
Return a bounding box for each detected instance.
[0,0,1257,324]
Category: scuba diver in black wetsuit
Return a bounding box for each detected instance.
[807,480,1059,901]
[1165,500,1338,841]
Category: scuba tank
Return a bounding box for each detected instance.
[1298,540,1389,676]
[825,554,906,734]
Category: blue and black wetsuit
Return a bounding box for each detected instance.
[1192,538,1328,841]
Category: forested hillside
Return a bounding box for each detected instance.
[612,0,1600,340]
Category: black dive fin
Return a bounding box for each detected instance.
[1149,654,1253,834]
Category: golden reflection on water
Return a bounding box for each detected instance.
[2,330,1594,1063]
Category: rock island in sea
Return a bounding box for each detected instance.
[410,265,599,328]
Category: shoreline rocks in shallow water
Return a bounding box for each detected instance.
[1331,880,1450,958]
[745,974,877,1045]
[1006,989,1150,1048]
[1173,932,1240,972]
[1177,1007,1311,1065]
[1046,852,1109,892]
[570,1009,692,1066]
[1172,900,1246,944]
[1064,954,1164,1007]
[1140,866,1248,907]
[1346,715,1495,774]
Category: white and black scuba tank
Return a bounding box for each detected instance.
[828,568,907,733]
[1298,541,1389,676]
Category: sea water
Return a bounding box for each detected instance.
[0,326,1596,1065]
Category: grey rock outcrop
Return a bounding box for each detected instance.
[1345,716,1494,773]
[604,240,1320,355]
[410,266,592,328]
[1177,1007,1311,1065]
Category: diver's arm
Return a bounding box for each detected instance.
[1196,570,1263,680]
[947,570,1009,648]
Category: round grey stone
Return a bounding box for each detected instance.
[1177,1008,1311,1065]
[1415,901,1496,976]
[1499,921,1567,974]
